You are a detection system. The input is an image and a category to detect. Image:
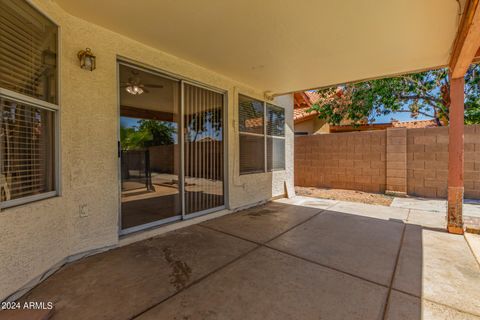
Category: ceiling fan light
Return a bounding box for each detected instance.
[126,85,144,95]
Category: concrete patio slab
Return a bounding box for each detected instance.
[393,227,480,315]
[391,197,447,212]
[386,290,480,320]
[201,201,321,243]
[406,209,446,229]
[136,247,388,320]
[384,290,420,320]
[268,211,404,285]
[19,226,256,320]
[465,233,480,265]
[328,201,409,222]
[9,197,480,320]
[392,225,423,297]
[392,197,480,217]
[275,195,338,209]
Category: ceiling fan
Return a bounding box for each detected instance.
[120,70,163,95]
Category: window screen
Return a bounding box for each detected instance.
[0,98,55,202]
[239,95,265,174]
[266,104,285,171]
[0,0,58,103]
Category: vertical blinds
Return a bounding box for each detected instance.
[0,97,55,202]
[0,0,58,103]
[184,83,224,214]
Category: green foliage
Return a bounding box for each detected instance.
[309,64,480,125]
[121,119,175,150]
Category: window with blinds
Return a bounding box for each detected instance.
[0,0,58,207]
[238,95,285,175]
[266,104,286,171]
[239,95,265,174]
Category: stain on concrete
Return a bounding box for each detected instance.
[163,247,192,290]
[247,207,276,217]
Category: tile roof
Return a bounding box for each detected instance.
[293,92,318,123]
[391,119,438,128]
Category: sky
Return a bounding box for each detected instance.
[373,111,430,124]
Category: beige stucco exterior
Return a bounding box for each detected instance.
[294,118,330,135]
[0,0,294,301]
[53,0,463,94]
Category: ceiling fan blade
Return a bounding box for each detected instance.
[144,84,164,88]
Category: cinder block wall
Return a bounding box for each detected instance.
[294,125,480,199]
[406,125,480,199]
[295,131,386,193]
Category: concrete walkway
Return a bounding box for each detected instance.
[391,196,480,229]
[14,197,480,319]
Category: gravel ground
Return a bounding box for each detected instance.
[295,186,394,206]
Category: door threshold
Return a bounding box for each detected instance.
[119,215,182,236]
[118,207,231,247]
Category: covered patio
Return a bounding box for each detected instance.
[2,0,480,318]
[11,198,480,320]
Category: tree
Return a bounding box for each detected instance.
[309,64,480,126]
[120,119,176,150]
[138,120,175,146]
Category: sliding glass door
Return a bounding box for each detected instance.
[183,83,224,216]
[118,63,225,233]
[119,64,181,232]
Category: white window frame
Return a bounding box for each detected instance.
[238,95,285,175]
[265,103,286,172]
[0,2,60,210]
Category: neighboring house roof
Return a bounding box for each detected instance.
[391,119,438,129]
[330,119,438,133]
[293,92,318,124]
[245,117,263,129]
[294,90,439,130]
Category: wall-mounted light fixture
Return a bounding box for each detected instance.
[77,48,96,71]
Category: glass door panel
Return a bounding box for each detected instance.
[119,64,181,231]
[183,83,224,215]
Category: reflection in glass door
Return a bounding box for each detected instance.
[119,64,181,232]
[183,83,224,216]
[118,63,225,233]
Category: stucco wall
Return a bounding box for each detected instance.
[0,0,294,301]
[294,120,314,135]
[294,118,329,135]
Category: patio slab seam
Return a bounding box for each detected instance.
[202,209,395,290]
[199,207,327,245]
[130,207,327,319]
[128,244,261,320]
[382,209,409,320]
[262,243,389,289]
[464,234,480,269]
[420,295,480,318]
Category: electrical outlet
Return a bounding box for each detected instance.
[79,204,89,218]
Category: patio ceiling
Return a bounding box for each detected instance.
[54,0,464,94]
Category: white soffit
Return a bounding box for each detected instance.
[54,0,463,93]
